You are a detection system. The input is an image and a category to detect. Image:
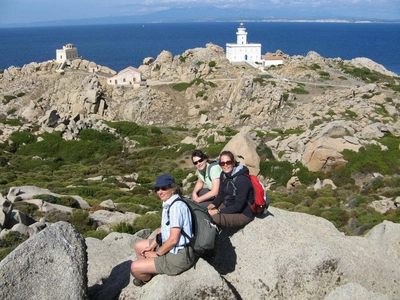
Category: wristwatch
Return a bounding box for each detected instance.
[156,251,160,257]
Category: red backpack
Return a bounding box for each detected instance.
[244,174,269,215]
[230,173,269,215]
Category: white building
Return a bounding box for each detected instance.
[107,66,146,88]
[263,55,284,67]
[226,23,262,63]
[56,44,79,63]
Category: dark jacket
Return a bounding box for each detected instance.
[212,164,254,218]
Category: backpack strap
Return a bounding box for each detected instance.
[166,198,194,245]
[206,160,219,181]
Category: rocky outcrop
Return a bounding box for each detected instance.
[266,120,397,173]
[0,222,88,300]
[1,46,399,161]
[3,206,399,299]
[221,131,260,175]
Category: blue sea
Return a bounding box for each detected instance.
[0,22,399,75]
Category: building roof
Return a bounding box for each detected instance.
[264,56,283,60]
[118,66,140,75]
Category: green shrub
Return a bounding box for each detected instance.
[69,209,96,234]
[83,230,108,239]
[112,222,135,234]
[13,202,38,217]
[327,109,336,116]
[3,95,16,104]
[311,64,321,70]
[208,61,216,67]
[173,82,191,91]
[196,90,205,98]
[260,160,293,188]
[344,109,357,119]
[319,208,349,228]
[199,110,209,115]
[16,92,26,97]
[0,231,28,248]
[1,119,23,127]
[132,214,161,233]
[59,196,79,208]
[6,108,17,115]
[273,201,295,210]
[318,71,330,78]
[0,231,28,261]
[290,87,309,94]
[45,209,71,223]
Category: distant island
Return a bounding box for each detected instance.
[1,5,399,28]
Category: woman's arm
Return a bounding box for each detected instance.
[191,178,204,201]
[210,174,225,209]
[196,177,220,203]
[145,227,181,258]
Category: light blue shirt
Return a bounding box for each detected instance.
[161,194,193,254]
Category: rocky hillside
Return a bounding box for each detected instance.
[1,43,398,131]
[0,42,400,300]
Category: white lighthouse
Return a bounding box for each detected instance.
[226,22,262,63]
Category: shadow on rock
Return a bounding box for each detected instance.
[208,211,274,274]
[88,260,132,300]
[208,227,240,274]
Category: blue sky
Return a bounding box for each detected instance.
[0,0,399,25]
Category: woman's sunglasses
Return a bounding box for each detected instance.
[193,158,204,165]
[219,160,233,167]
[154,186,170,192]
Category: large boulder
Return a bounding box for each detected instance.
[222,132,260,175]
[85,207,399,299]
[210,209,400,300]
[0,222,88,300]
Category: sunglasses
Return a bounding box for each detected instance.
[193,158,204,165]
[154,185,170,192]
[219,160,233,167]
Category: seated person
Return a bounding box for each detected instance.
[130,174,195,287]
[191,149,222,207]
[207,150,254,228]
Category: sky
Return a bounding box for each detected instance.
[0,0,399,25]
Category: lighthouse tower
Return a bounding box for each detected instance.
[226,22,262,63]
[236,22,248,45]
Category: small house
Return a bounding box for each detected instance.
[107,66,146,88]
[263,55,284,67]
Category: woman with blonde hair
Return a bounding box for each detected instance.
[130,174,195,286]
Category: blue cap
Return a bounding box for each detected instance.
[153,174,175,188]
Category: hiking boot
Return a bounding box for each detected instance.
[132,277,144,287]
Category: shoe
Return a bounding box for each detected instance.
[132,277,144,287]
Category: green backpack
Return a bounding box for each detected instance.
[168,197,220,257]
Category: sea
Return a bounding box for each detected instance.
[0,22,400,75]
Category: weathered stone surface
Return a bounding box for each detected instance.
[210,209,400,300]
[0,222,88,300]
[325,283,390,300]
[89,210,140,227]
[118,259,236,300]
[222,132,260,175]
